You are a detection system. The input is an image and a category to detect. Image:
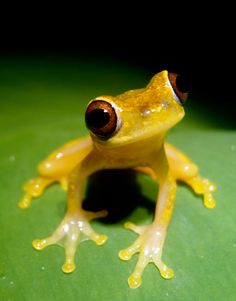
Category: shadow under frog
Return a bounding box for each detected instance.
[83,169,155,224]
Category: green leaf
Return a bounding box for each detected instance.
[0,56,236,301]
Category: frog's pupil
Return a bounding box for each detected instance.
[86,108,110,129]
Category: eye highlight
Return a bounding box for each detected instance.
[85,100,119,140]
[168,72,189,105]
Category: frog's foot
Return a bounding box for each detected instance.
[32,209,108,273]
[119,222,173,289]
[59,177,68,191]
[186,176,216,209]
[18,177,55,209]
[18,176,67,209]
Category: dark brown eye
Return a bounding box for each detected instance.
[85,100,119,139]
[168,72,189,105]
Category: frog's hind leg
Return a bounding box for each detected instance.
[165,143,216,209]
[19,177,56,209]
[183,176,216,208]
[19,136,92,209]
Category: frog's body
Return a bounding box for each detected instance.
[19,71,216,289]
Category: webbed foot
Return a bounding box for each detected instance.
[33,209,108,273]
[119,222,173,289]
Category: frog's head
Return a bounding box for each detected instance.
[85,70,188,147]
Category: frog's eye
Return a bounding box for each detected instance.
[168,72,189,105]
[85,100,120,140]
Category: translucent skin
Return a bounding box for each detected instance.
[19,71,216,289]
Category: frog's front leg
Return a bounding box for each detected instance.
[119,156,176,289]
[32,150,108,273]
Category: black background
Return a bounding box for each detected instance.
[1,5,235,119]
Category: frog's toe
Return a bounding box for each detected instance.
[128,273,142,289]
[124,221,147,235]
[86,209,108,221]
[32,239,48,250]
[153,258,174,279]
[23,178,45,197]
[59,178,68,191]
[119,246,136,261]
[127,254,149,289]
[202,180,216,208]
[62,261,76,273]
[204,194,216,209]
[159,266,174,279]
[119,238,141,261]
[18,193,32,209]
[92,233,108,245]
[119,222,148,261]
[62,241,78,273]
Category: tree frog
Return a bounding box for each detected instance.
[19,70,216,289]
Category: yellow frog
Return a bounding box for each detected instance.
[19,70,216,289]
